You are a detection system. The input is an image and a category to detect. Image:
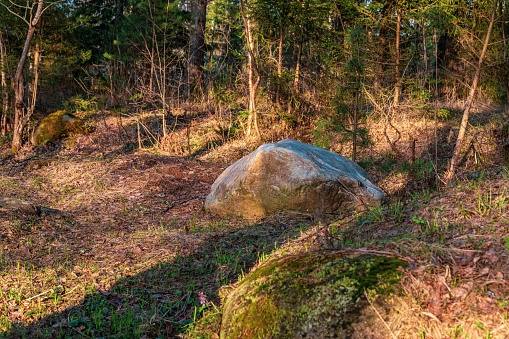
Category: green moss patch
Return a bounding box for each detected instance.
[31,111,85,146]
[220,253,406,339]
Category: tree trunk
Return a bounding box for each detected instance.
[500,1,508,105]
[275,25,284,106]
[239,0,261,138]
[28,43,40,118]
[189,0,207,93]
[0,29,8,136]
[293,33,303,94]
[11,0,44,153]
[375,8,388,93]
[422,22,428,74]
[394,9,401,110]
[445,0,497,183]
[352,89,358,161]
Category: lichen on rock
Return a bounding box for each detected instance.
[220,252,406,339]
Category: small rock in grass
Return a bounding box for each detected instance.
[0,197,39,215]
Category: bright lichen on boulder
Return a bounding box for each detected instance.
[220,252,406,339]
[31,111,85,146]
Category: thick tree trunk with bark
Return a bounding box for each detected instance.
[11,0,44,153]
[445,0,497,183]
[189,0,207,92]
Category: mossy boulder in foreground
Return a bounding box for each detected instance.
[31,111,84,146]
[220,252,406,339]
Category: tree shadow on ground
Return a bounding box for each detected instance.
[0,203,313,338]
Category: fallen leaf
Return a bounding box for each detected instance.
[481,267,490,275]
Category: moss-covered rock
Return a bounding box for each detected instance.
[31,111,85,146]
[220,252,406,339]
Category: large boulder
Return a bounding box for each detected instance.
[220,252,406,339]
[205,139,385,218]
[31,111,84,146]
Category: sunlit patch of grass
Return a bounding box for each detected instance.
[474,188,508,217]
[356,199,406,225]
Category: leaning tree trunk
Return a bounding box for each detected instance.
[11,0,44,153]
[445,0,497,183]
[239,0,261,138]
[189,0,207,93]
[0,29,8,136]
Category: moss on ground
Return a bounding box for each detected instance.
[219,253,406,339]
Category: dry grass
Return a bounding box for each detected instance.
[0,101,508,338]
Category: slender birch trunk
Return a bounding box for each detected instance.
[293,33,303,94]
[275,25,284,106]
[28,43,40,119]
[239,0,261,138]
[394,10,401,110]
[11,0,44,153]
[445,0,497,183]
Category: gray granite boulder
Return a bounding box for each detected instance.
[205,139,385,218]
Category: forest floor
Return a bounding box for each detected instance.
[1,105,509,338]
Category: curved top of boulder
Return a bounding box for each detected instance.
[205,139,385,218]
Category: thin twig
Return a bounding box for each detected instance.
[23,289,52,302]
